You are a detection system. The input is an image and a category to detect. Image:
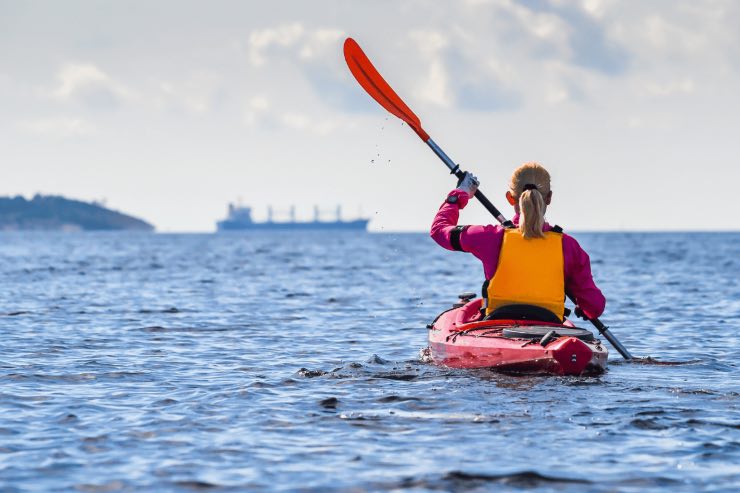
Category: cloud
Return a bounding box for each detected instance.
[280,112,309,129]
[276,111,337,135]
[298,28,346,61]
[243,95,272,126]
[408,31,454,108]
[248,22,345,67]
[248,23,345,66]
[576,0,614,19]
[18,117,95,137]
[302,65,377,113]
[466,0,629,75]
[48,63,134,109]
[156,72,224,114]
[643,78,695,97]
[243,95,337,135]
[244,23,356,133]
[44,63,226,117]
[248,23,305,66]
[409,29,521,110]
[559,5,630,75]
[247,23,365,112]
[447,50,522,110]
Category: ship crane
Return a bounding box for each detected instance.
[313,205,343,222]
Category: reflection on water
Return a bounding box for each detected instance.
[0,231,738,492]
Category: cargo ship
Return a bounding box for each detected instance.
[216,204,369,231]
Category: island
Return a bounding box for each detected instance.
[0,195,154,231]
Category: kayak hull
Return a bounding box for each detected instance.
[427,299,608,375]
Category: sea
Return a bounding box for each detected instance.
[0,231,738,492]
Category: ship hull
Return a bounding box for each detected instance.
[216,219,369,231]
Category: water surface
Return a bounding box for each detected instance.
[0,232,738,492]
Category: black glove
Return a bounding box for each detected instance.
[574,306,589,320]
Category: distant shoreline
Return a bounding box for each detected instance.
[0,195,154,232]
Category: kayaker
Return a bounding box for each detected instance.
[430,162,605,322]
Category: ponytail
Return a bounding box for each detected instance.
[518,189,546,239]
[508,162,551,239]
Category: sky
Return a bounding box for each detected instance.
[2,0,739,232]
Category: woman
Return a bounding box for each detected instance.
[430,162,605,322]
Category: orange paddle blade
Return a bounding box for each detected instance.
[343,37,430,141]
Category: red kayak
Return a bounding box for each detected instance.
[427,296,608,375]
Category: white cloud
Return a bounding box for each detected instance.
[577,0,613,18]
[247,23,345,69]
[48,63,133,108]
[409,30,453,108]
[545,86,569,104]
[312,119,337,136]
[410,29,448,59]
[483,58,517,87]
[417,59,453,108]
[248,23,305,66]
[627,116,643,128]
[18,116,95,137]
[639,15,707,56]
[299,29,345,61]
[243,23,349,131]
[280,112,309,129]
[156,72,223,114]
[250,96,270,111]
[644,78,695,97]
[52,64,107,99]
[486,0,570,53]
[243,95,271,126]
[279,112,337,136]
[243,97,337,135]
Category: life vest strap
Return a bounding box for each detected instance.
[450,225,469,251]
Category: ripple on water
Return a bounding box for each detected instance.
[0,232,738,492]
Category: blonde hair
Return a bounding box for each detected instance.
[509,162,551,239]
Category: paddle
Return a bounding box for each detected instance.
[344,38,513,228]
[343,37,633,361]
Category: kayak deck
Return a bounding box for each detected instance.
[427,299,608,375]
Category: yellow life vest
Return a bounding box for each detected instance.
[485,228,565,320]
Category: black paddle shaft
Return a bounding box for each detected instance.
[424,137,633,361]
[426,138,514,228]
[585,313,633,360]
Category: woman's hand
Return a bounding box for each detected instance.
[456,172,479,197]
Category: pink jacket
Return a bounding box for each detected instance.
[430,189,606,319]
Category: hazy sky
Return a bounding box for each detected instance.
[2,0,739,231]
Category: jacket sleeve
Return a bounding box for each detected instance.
[562,234,606,319]
[430,189,471,251]
[430,190,501,277]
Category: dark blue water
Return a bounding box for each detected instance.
[1,232,738,492]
